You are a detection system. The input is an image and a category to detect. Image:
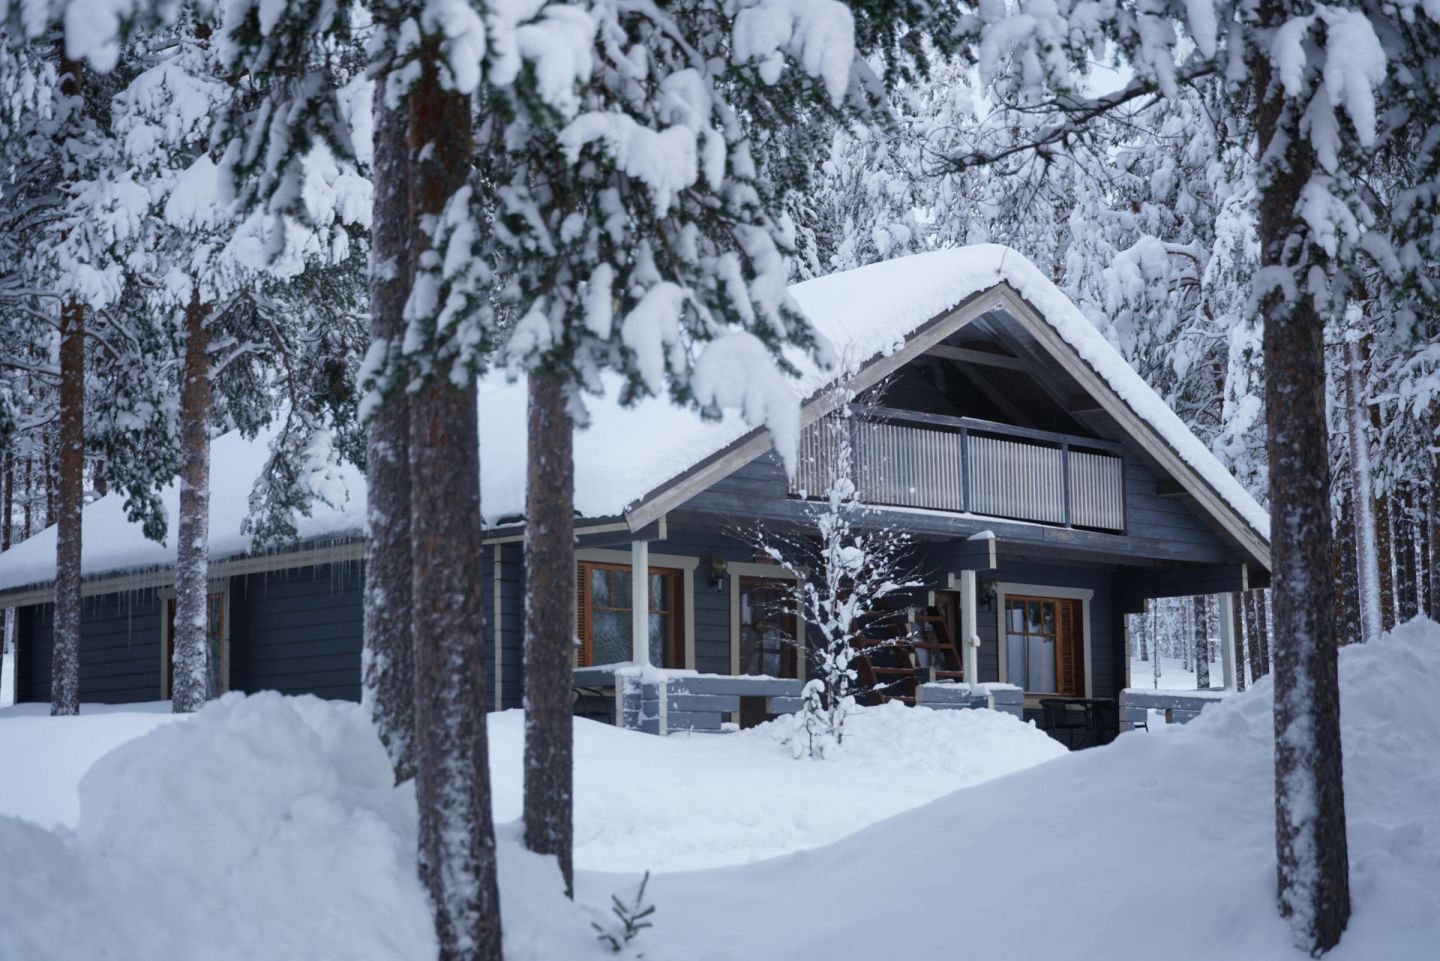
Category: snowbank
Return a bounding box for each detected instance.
[0,694,439,961]
[489,701,1064,872]
[0,623,1436,960]
[643,621,1440,960]
[0,701,178,827]
[0,693,605,961]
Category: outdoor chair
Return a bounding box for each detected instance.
[1039,698,1090,749]
[1087,699,1121,745]
[572,685,614,725]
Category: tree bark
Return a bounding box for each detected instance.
[1393,486,1419,623]
[523,369,576,896]
[1375,493,1397,632]
[1429,403,1440,621]
[361,68,417,783]
[406,40,502,961]
[1232,593,1247,692]
[171,292,213,713]
[50,299,84,716]
[1332,491,1361,646]
[1245,591,1264,681]
[1344,336,1383,642]
[1192,594,1210,689]
[1253,28,1351,948]
[1,448,10,695]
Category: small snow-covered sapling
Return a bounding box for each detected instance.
[593,871,656,955]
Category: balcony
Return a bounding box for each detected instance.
[790,406,1126,532]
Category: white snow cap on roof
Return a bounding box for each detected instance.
[0,245,1268,591]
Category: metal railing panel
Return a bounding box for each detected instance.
[787,416,1123,532]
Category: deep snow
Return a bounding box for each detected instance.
[1,622,1437,960]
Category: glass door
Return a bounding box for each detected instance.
[738,577,798,678]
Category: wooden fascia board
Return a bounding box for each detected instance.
[989,283,1272,571]
[623,287,1001,530]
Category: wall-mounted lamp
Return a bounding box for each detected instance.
[709,557,729,593]
[979,575,998,612]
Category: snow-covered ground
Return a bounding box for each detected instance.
[0,696,1062,871]
[1,623,1438,960]
[1129,653,1220,690]
[491,702,1063,871]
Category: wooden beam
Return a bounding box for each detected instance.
[949,531,997,571]
[1112,564,1252,610]
[951,360,1035,427]
[1155,478,1188,498]
[925,344,1028,371]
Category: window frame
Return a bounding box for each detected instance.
[573,556,685,668]
[995,582,1093,698]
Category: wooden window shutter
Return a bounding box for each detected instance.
[1057,599,1084,696]
[576,562,592,667]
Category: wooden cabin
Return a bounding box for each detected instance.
[0,246,1269,734]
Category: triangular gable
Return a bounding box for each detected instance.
[623,278,1270,573]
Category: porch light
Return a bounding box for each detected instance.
[709,557,729,592]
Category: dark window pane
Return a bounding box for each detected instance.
[593,610,631,665]
[590,568,611,607]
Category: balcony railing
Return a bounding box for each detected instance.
[791,406,1126,532]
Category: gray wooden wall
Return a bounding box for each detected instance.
[14,592,163,704]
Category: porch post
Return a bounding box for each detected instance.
[960,568,979,685]
[631,539,650,667]
[1218,592,1237,691]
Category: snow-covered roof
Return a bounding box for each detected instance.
[0,245,1269,594]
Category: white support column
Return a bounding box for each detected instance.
[631,539,650,667]
[960,568,979,686]
[1219,592,1237,691]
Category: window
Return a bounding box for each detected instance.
[1004,595,1083,695]
[737,577,797,678]
[576,562,683,668]
[164,591,227,699]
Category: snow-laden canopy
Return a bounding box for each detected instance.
[0,245,1269,593]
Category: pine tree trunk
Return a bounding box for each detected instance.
[50,299,85,716]
[1393,486,1419,623]
[1,448,10,695]
[22,452,32,537]
[1245,591,1264,680]
[1332,492,1361,646]
[1232,593,1247,692]
[171,293,213,713]
[1139,602,1149,661]
[1344,337,1383,642]
[523,370,576,896]
[361,70,417,783]
[406,40,502,961]
[1193,594,1210,689]
[1429,403,1440,621]
[1253,34,1351,948]
[1375,491,1397,632]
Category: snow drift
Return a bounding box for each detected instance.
[489,700,1065,872]
[2,623,1437,960]
[644,621,1440,961]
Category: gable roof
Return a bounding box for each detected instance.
[0,245,1269,598]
